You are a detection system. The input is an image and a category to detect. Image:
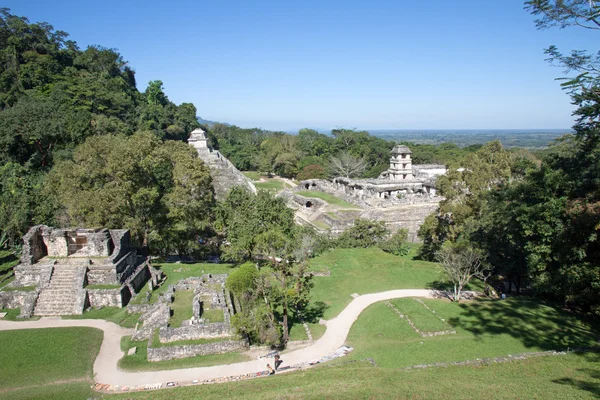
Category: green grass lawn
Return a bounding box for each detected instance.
[0,328,102,393]
[388,297,450,332]
[242,171,263,180]
[296,191,359,209]
[0,308,41,321]
[308,247,443,320]
[287,246,444,341]
[169,290,194,327]
[311,220,331,231]
[345,297,599,369]
[150,330,232,348]
[202,308,224,322]
[63,307,141,328]
[255,180,286,191]
[0,285,35,291]
[109,351,600,400]
[118,338,251,372]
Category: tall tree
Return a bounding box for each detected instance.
[46,131,214,252]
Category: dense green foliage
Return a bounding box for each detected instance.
[206,125,488,180]
[416,2,600,315]
[47,132,214,253]
[0,9,201,247]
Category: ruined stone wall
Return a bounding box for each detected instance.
[0,290,40,318]
[124,261,151,292]
[43,228,69,257]
[360,203,439,242]
[109,230,132,263]
[131,302,171,341]
[158,323,232,343]
[146,339,247,362]
[87,289,122,308]
[80,229,112,257]
[13,264,53,287]
[86,266,118,285]
[20,225,48,265]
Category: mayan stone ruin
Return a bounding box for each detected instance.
[0,225,154,317]
[280,144,447,241]
[188,128,256,198]
[127,273,247,362]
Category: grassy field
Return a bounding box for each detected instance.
[308,247,443,320]
[202,308,224,322]
[242,171,262,180]
[346,297,598,369]
[169,290,194,327]
[285,246,444,341]
[296,191,359,209]
[255,180,287,191]
[107,352,600,399]
[0,327,102,398]
[388,297,450,332]
[1,245,599,399]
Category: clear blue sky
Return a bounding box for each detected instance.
[5,0,597,131]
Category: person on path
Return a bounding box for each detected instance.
[267,364,275,375]
[274,354,282,370]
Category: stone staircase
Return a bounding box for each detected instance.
[33,265,86,316]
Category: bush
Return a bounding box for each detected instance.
[336,219,389,248]
[379,229,410,256]
[297,164,328,180]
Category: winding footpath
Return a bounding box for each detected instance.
[0,289,441,388]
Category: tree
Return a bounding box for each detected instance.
[297,164,328,180]
[379,228,410,256]
[418,141,518,259]
[435,243,491,302]
[525,0,600,31]
[336,219,389,248]
[46,131,214,252]
[145,80,167,106]
[216,188,295,262]
[328,151,367,178]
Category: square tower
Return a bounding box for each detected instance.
[387,145,413,180]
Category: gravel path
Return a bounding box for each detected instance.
[0,289,440,387]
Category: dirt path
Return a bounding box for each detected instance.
[0,289,442,388]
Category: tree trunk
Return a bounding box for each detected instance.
[282,307,289,344]
[453,283,459,302]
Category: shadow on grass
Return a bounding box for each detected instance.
[287,301,328,338]
[553,352,600,397]
[426,280,450,291]
[448,297,599,351]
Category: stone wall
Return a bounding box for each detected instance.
[20,225,48,265]
[131,302,171,341]
[108,229,131,262]
[0,290,40,318]
[13,263,53,287]
[146,339,247,362]
[124,261,151,292]
[86,266,117,285]
[158,322,231,343]
[87,289,122,308]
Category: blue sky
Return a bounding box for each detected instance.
[5,0,597,131]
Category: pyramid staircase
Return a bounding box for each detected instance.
[33,262,87,316]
